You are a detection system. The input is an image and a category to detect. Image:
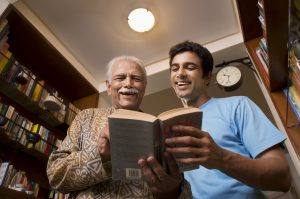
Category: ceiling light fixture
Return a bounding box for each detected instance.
[128,8,155,32]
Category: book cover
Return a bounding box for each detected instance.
[108,107,202,181]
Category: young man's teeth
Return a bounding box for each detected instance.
[178,82,188,86]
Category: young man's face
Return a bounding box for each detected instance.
[106,60,146,110]
[170,51,210,104]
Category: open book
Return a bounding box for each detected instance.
[108,107,202,181]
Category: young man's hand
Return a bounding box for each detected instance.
[165,125,226,170]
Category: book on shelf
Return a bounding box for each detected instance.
[0,161,10,186]
[290,70,300,94]
[31,80,45,102]
[258,14,266,30]
[257,0,263,9]
[9,114,24,141]
[25,73,36,97]
[27,124,39,149]
[108,107,202,181]
[256,47,269,75]
[259,37,268,54]
[3,105,15,130]
[283,87,300,122]
[0,48,12,75]
[2,164,16,188]
[0,103,8,126]
[5,110,18,134]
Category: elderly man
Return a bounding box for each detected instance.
[47,55,191,198]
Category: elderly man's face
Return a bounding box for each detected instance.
[106,60,146,110]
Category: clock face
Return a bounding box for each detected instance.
[216,66,242,91]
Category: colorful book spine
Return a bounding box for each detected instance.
[27,124,40,149]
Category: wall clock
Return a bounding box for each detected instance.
[216,65,242,91]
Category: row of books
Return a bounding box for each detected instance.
[0,161,40,197]
[286,0,300,123]
[287,49,300,122]
[256,1,269,77]
[257,0,266,34]
[255,38,269,75]
[48,190,69,199]
[0,100,60,155]
[290,0,300,45]
[0,19,80,126]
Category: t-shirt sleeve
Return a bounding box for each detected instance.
[235,97,285,158]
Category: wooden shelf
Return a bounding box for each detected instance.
[0,130,49,163]
[236,0,300,172]
[269,91,300,156]
[1,6,98,102]
[0,77,67,139]
[0,187,37,199]
[245,38,270,90]
[0,4,99,199]
[245,43,300,160]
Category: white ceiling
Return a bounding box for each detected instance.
[14,0,245,96]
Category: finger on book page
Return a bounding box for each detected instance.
[171,125,207,138]
[165,135,201,147]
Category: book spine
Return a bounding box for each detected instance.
[0,161,10,186]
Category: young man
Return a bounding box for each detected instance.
[165,41,291,199]
[47,55,191,198]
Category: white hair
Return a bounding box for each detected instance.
[106,55,147,83]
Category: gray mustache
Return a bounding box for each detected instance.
[118,88,139,94]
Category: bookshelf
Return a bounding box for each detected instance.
[236,0,300,176]
[0,187,37,199]
[0,3,99,199]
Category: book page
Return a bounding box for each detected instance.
[111,109,157,123]
[157,107,201,121]
[159,108,202,172]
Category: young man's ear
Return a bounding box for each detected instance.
[106,80,111,96]
[205,71,212,86]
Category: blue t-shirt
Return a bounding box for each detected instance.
[184,96,285,199]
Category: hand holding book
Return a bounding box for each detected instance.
[165,125,226,170]
[108,107,203,180]
[138,153,182,199]
[99,124,110,163]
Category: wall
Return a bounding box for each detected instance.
[208,61,276,124]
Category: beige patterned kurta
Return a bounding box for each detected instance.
[47,108,192,199]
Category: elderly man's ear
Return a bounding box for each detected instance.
[106,80,112,96]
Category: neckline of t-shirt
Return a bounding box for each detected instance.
[199,97,215,109]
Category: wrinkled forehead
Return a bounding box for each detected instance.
[112,60,145,76]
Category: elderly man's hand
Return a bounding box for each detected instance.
[138,153,182,199]
[99,124,111,163]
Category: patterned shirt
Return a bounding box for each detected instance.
[47,107,192,199]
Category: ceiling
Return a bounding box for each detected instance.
[12,0,246,97]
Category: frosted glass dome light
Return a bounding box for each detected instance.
[128,8,155,32]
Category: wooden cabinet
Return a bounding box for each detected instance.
[0,4,99,199]
[236,0,300,175]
